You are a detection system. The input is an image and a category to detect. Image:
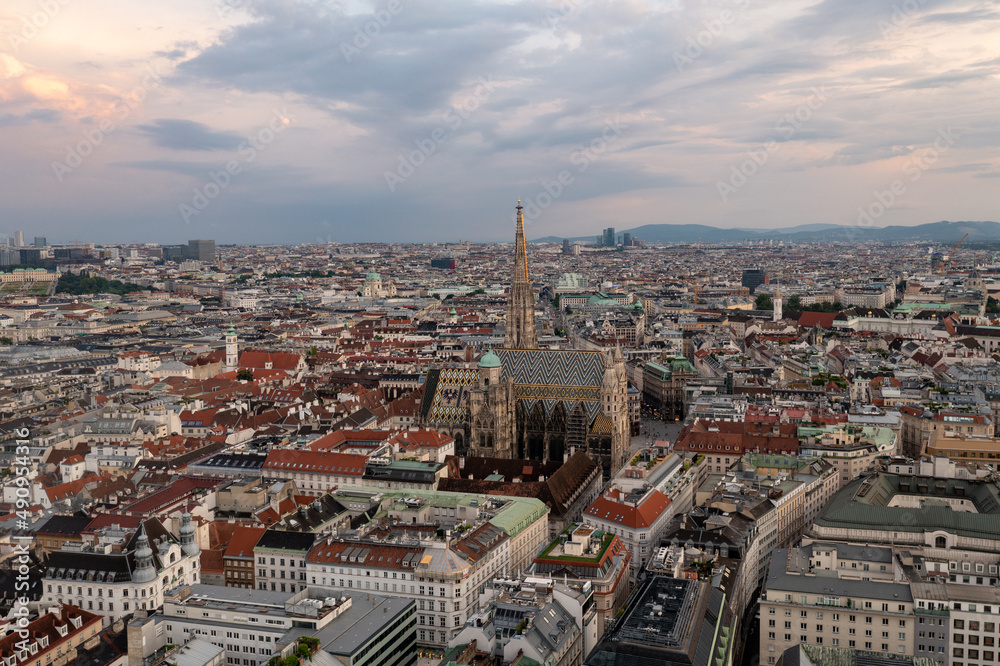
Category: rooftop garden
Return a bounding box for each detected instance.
[537,527,614,563]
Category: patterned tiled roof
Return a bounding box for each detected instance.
[496,348,606,419]
[425,366,478,424]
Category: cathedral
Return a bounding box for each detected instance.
[420,202,630,477]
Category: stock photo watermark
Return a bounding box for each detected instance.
[10,425,35,653]
[383,76,497,192]
[673,0,751,72]
[179,108,292,224]
[716,87,828,201]
[51,62,167,182]
[5,0,71,53]
[878,0,927,38]
[340,0,403,62]
[518,116,628,224]
[856,127,959,227]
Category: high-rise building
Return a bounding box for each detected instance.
[13,231,24,248]
[741,268,767,294]
[562,238,571,254]
[187,239,215,262]
[430,258,456,269]
[34,236,46,248]
[505,201,537,350]
[622,232,632,247]
[602,227,616,247]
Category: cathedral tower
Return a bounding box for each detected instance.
[773,284,783,322]
[504,201,538,349]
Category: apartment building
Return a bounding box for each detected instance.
[254,530,315,593]
[305,523,510,649]
[532,525,631,633]
[760,547,915,664]
[583,486,674,580]
[0,605,102,666]
[799,424,896,487]
[41,516,201,622]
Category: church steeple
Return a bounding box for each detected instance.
[505,200,538,349]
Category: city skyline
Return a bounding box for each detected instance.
[3,0,999,244]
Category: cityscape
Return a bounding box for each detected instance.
[3,1,1000,666]
[3,218,1000,666]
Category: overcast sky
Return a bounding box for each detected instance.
[2,0,998,244]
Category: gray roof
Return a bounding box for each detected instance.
[813,475,1000,542]
[806,541,893,564]
[766,549,913,603]
[278,592,414,657]
[167,638,224,666]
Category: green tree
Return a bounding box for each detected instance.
[308,346,318,356]
[755,293,773,310]
[56,272,152,296]
[0,337,12,346]
[236,369,255,381]
[786,294,802,311]
[988,297,1000,314]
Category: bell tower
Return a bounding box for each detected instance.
[225,324,238,372]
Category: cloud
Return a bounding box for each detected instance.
[0,108,60,128]
[4,0,1000,242]
[135,119,245,151]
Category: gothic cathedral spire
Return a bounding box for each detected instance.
[504,200,538,349]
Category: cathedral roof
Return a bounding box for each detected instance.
[495,348,607,420]
[422,348,618,425]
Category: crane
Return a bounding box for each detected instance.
[939,233,969,275]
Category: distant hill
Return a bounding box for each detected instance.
[531,220,1000,244]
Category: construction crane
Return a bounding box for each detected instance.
[939,233,969,275]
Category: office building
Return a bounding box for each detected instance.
[586,576,733,666]
[602,227,615,248]
[742,268,767,294]
[188,239,216,262]
[759,546,915,663]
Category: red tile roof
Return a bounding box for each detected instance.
[224,526,267,559]
[263,450,367,476]
[306,540,423,568]
[585,490,671,529]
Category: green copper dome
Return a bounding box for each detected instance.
[479,348,501,368]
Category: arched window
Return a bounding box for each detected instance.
[935,536,947,548]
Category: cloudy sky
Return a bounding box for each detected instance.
[1,0,998,244]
